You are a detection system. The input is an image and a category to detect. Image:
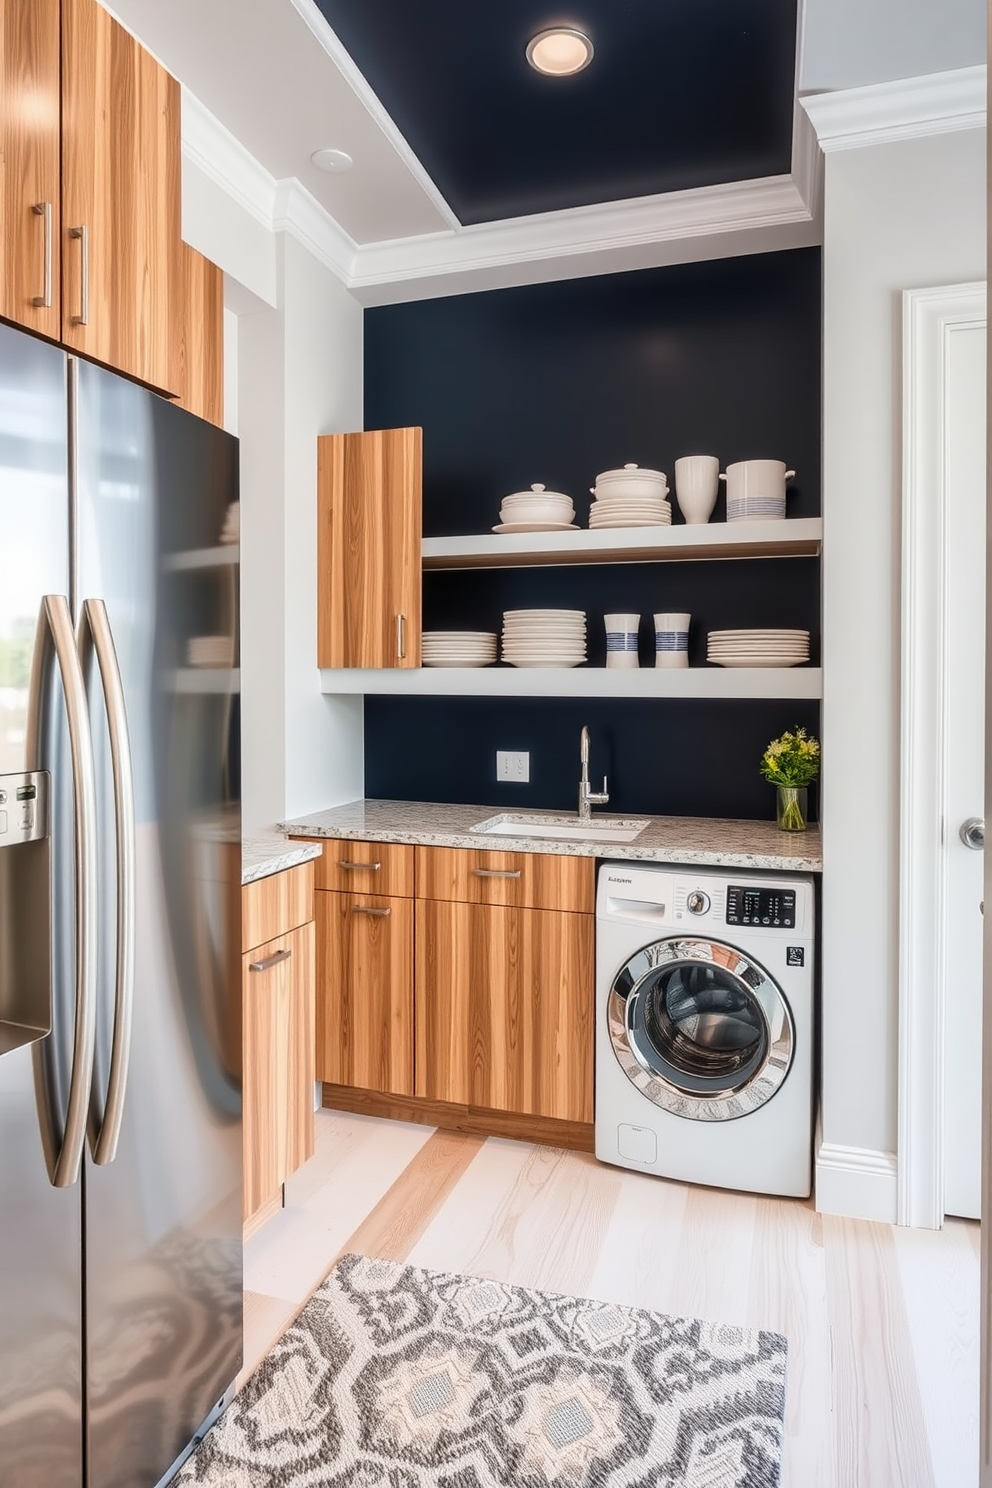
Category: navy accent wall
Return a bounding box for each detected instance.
[365,698,821,822]
[363,248,821,819]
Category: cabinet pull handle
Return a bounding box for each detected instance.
[395,613,406,660]
[351,905,391,918]
[32,202,53,308]
[249,947,292,973]
[338,859,381,872]
[472,868,522,879]
[69,225,89,325]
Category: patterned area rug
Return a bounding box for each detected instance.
[174,1253,788,1488]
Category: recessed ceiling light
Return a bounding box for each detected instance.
[526,26,594,77]
[311,147,353,174]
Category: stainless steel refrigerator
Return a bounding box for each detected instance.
[0,320,243,1488]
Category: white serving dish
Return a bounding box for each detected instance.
[592,463,668,500]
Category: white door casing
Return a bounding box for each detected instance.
[898,281,986,1228]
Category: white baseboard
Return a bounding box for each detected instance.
[815,1141,899,1223]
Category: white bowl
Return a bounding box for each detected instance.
[592,463,668,501]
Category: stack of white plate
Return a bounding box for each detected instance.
[706,629,811,667]
[494,484,578,534]
[588,464,672,529]
[501,610,587,668]
[589,497,672,529]
[422,631,497,668]
[187,635,235,667]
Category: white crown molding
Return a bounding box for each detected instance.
[272,179,357,283]
[800,64,986,152]
[288,0,460,231]
[349,173,816,299]
[183,88,359,283]
[181,87,277,229]
[184,75,821,307]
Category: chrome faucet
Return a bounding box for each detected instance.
[578,725,610,821]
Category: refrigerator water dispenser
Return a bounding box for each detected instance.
[0,770,51,1055]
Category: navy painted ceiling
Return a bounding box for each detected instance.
[314,0,798,225]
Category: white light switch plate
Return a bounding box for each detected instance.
[496,750,530,783]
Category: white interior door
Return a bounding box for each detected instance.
[942,317,986,1219]
[899,284,986,1230]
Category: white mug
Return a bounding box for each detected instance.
[605,613,640,669]
[674,455,720,525]
[653,612,690,669]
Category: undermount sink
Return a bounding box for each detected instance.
[470,812,649,844]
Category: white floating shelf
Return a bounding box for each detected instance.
[163,545,240,572]
[320,667,822,700]
[421,518,821,570]
[166,668,241,694]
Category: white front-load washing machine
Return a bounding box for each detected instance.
[596,861,815,1197]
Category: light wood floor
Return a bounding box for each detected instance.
[243,1109,980,1488]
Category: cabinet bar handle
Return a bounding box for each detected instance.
[249,947,292,973]
[472,868,522,879]
[338,859,381,871]
[395,613,406,660]
[69,225,88,325]
[32,202,52,308]
[351,905,391,917]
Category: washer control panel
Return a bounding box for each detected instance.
[726,885,796,929]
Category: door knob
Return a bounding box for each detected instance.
[960,817,985,850]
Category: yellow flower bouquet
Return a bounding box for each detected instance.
[759,726,820,831]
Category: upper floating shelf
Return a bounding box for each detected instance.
[163,545,240,572]
[421,518,822,571]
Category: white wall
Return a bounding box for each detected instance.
[182,141,365,832]
[802,0,985,93]
[818,125,986,1219]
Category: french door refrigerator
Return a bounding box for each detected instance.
[0,320,243,1488]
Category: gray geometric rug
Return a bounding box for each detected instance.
[173,1252,788,1487]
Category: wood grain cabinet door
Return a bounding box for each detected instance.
[415,899,594,1123]
[60,0,181,395]
[0,0,61,339]
[171,240,224,426]
[242,920,315,1222]
[316,890,414,1096]
[317,427,422,669]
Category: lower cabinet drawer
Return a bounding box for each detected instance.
[315,889,414,1097]
[242,920,315,1221]
[416,845,595,913]
[414,898,593,1124]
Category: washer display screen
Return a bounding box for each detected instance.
[726,886,795,928]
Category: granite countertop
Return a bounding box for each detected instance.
[279,798,822,873]
[242,830,323,886]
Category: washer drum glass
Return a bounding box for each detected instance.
[607,937,795,1122]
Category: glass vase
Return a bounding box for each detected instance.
[776,785,808,832]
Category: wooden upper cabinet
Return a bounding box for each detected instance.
[317,427,422,669]
[60,0,181,395]
[0,0,62,340]
[172,239,224,426]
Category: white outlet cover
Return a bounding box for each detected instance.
[496,750,530,783]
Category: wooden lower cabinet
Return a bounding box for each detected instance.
[414,898,594,1124]
[315,889,414,1096]
[242,919,315,1223]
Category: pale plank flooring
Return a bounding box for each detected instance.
[243,1109,980,1488]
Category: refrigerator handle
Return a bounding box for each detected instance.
[79,599,135,1166]
[26,595,98,1188]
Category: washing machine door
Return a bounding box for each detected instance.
[607,937,794,1121]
